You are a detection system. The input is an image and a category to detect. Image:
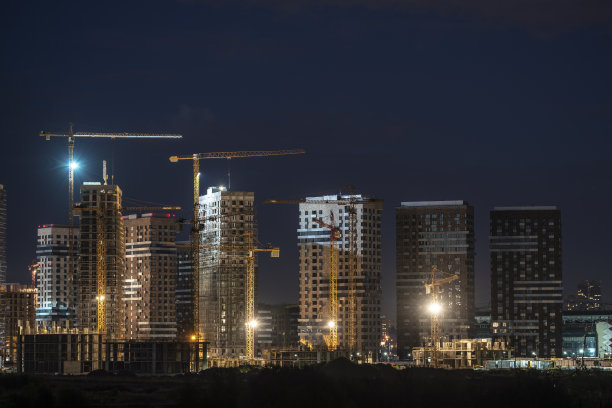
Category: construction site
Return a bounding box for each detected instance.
[0,124,551,374]
[4,123,392,373]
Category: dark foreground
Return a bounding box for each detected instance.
[1,359,611,408]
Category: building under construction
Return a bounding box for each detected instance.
[199,187,256,357]
[395,201,475,359]
[76,182,125,339]
[123,213,181,341]
[297,194,383,361]
[176,244,194,341]
[0,283,36,367]
[412,339,509,368]
[16,325,207,375]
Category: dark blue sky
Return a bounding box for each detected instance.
[1,1,611,320]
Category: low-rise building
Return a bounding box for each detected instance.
[412,339,509,368]
[0,283,36,367]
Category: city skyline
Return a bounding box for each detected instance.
[1,1,611,323]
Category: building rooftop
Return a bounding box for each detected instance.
[400,200,467,207]
[493,206,558,211]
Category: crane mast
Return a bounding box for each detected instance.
[345,186,358,354]
[242,233,279,360]
[192,156,201,341]
[313,213,341,351]
[425,265,459,368]
[96,204,107,334]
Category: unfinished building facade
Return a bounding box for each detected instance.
[176,244,194,341]
[76,182,125,339]
[199,187,255,357]
[297,194,383,361]
[0,283,36,366]
[123,213,181,341]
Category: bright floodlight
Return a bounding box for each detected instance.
[328,321,335,328]
[247,319,258,328]
[428,302,442,315]
[70,161,78,170]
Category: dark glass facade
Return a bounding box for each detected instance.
[396,201,475,359]
[490,206,562,358]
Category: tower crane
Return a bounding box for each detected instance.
[28,262,40,288]
[313,212,341,351]
[242,232,279,360]
[40,123,182,225]
[165,234,279,361]
[265,187,380,355]
[40,125,182,334]
[424,265,458,368]
[169,149,305,342]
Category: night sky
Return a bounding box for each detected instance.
[1,1,611,321]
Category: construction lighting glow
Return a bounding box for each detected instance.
[328,321,335,328]
[428,302,442,314]
[70,161,78,170]
[247,320,258,328]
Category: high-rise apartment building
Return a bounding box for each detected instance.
[35,224,78,325]
[566,280,602,311]
[297,194,383,360]
[0,184,6,284]
[123,213,181,341]
[176,244,194,341]
[395,201,475,359]
[490,206,563,358]
[0,284,36,365]
[76,182,125,339]
[199,187,255,357]
[576,280,601,310]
